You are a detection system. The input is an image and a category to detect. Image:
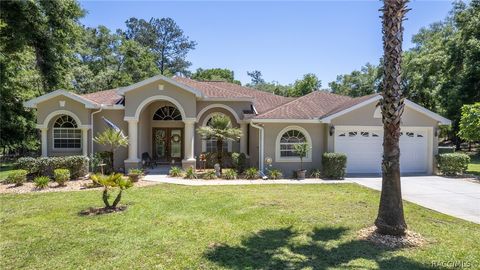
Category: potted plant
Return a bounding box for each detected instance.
[294,142,310,180]
[128,168,143,182]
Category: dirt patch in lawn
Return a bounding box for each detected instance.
[0,179,159,195]
[79,205,128,216]
[358,226,427,248]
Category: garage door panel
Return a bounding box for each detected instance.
[334,128,429,174]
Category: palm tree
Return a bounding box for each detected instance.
[197,114,242,169]
[375,0,409,236]
[94,128,129,172]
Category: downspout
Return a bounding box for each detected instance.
[90,104,104,156]
[250,121,264,173]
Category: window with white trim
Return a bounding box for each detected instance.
[53,115,81,149]
[153,106,182,120]
[202,113,231,153]
[279,129,307,157]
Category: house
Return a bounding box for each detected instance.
[24,74,451,175]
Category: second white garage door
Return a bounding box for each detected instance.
[334,127,430,174]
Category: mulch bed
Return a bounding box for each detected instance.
[79,205,128,216]
[0,179,159,195]
[358,226,427,248]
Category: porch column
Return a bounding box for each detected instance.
[240,122,248,156]
[40,127,48,157]
[126,119,140,162]
[81,127,90,156]
[182,119,196,169]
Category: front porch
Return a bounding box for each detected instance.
[123,97,249,172]
[124,99,196,171]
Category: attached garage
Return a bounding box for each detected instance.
[334,126,433,174]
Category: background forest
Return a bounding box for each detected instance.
[0,0,478,154]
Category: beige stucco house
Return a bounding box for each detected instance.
[24,74,450,175]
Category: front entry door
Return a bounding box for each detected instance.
[152,128,183,163]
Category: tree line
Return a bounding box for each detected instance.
[0,0,478,154]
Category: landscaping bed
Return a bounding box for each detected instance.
[0,178,158,194]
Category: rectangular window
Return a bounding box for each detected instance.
[280,143,300,157]
[205,139,229,153]
[53,129,81,149]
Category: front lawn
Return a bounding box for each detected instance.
[1,184,478,269]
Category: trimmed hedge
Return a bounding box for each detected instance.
[16,156,89,179]
[437,153,470,176]
[322,153,347,179]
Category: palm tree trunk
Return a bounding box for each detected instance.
[112,190,123,208]
[102,188,111,208]
[216,139,223,169]
[375,0,409,236]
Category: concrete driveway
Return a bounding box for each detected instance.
[348,176,480,224]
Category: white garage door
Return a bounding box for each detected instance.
[334,127,429,174]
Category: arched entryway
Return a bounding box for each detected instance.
[124,95,196,170]
[149,103,184,163]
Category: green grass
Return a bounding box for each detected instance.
[1,184,479,269]
[0,162,15,181]
[467,154,480,176]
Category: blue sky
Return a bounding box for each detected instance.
[79,1,454,86]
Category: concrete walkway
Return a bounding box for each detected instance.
[349,176,480,224]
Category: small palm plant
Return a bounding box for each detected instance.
[222,169,238,180]
[169,166,183,177]
[196,114,242,169]
[184,167,197,179]
[90,173,133,209]
[294,142,310,179]
[94,128,128,172]
[268,169,283,180]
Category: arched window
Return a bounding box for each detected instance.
[276,126,312,162]
[153,106,182,120]
[202,113,232,153]
[53,115,81,149]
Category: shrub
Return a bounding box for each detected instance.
[244,167,259,180]
[90,173,133,209]
[54,169,70,186]
[184,167,197,179]
[268,169,283,180]
[204,152,233,168]
[310,169,322,178]
[128,168,143,182]
[231,152,247,173]
[322,153,347,179]
[16,156,88,178]
[90,152,113,174]
[437,153,470,176]
[169,166,183,177]
[34,176,50,189]
[222,169,237,180]
[6,170,28,186]
[202,170,216,180]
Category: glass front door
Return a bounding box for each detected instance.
[153,128,183,163]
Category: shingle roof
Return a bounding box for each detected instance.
[254,91,353,119]
[78,76,378,120]
[81,89,122,105]
[172,77,293,113]
[321,93,380,119]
